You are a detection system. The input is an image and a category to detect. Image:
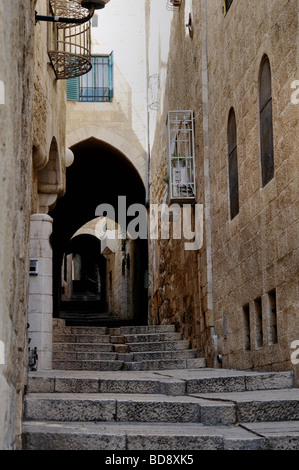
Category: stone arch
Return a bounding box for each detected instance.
[66,125,146,186]
[50,135,148,324]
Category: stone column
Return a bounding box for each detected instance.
[28,214,53,370]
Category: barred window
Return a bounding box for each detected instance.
[67,53,114,103]
[259,56,274,187]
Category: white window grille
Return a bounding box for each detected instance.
[167,111,196,202]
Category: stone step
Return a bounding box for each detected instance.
[53,334,111,344]
[53,342,114,353]
[52,360,125,371]
[27,370,295,395]
[123,332,182,343]
[52,357,206,372]
[127,340,190,352]
[123,358,206,371]
[23,388,299,425]
[22,420,273,451]
[108,325,176,335]
[53,349,198,362]
[23,369,299,450]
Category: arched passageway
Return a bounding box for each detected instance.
[50,137,148,326]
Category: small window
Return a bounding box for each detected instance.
[227,108,239,219]
[243,304,251,351]
[259,56,274,187]
[254,297,263,349]
[67,53,114,103]
[268,289,278,345]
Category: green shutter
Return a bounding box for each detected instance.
[67,77,80,101]
[109,51,114,100]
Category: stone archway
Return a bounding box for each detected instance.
[50,137,148,326]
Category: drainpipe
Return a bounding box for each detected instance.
[145,2,151,209]
[201,0,217,367]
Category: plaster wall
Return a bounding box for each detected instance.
[66,0,148,185]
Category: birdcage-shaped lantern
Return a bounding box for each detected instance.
[48,0,92,79]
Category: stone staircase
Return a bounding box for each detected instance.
[51,319,206,371]
[22,321,299,450]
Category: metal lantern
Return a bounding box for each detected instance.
[47,0,92,79]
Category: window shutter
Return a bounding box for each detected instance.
[109,51,114,100]
[67,77,80,101]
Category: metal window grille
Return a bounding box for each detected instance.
[48,0,92,80]
[80,55,113,102]
[167,111,196,202]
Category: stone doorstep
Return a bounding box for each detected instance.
[22,420,273,451]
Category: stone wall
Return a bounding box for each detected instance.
[206,0,299,377]
[147,0,299,376]
[0,0,36,450]
[0,0,67,448]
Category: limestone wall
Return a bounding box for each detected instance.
[147,0,299,376]
[31,0,67,212]
[0,0,36,450]
[147,0,206,352]
[206,0,299,376]
[0,0,67,448]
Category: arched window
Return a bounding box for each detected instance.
[259,56,274,187]
[227,108,239,219]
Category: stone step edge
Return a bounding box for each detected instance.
[23,389,299,425]
[52,340,191,351]
[27,370,294,395]
[51,357,207,371]
[52,349,199,361]
[22,420,274,450]
[52,332,183,344]
[52,324,177,335]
